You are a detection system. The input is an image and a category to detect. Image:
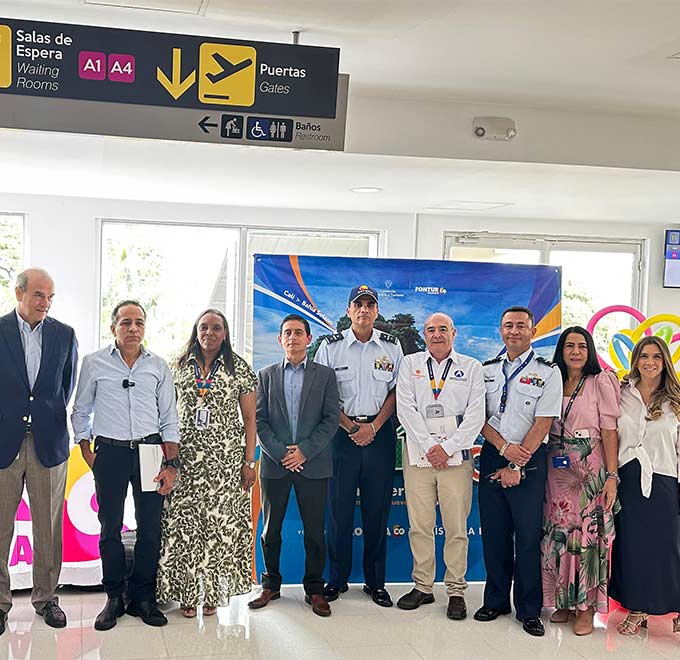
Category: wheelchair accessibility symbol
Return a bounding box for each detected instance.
[246,116,293,142]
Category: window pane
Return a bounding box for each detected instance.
[244,230,378,360]
[549,250,636,353]
[448,245,541,265]
[100,222,239,361]
[0,215,23,314]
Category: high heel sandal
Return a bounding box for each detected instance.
[673,615,680,633]
[617,611,648,635]
[202,605,217,616]
[180,604,196,618]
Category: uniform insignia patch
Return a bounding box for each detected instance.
[378,331,398,345]
[482,356,503,366]
[322,333,344,343]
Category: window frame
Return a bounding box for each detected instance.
[0,212,26,312]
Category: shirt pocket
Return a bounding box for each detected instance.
[334,368,356,399]
[372,369,393,384]
[516,382,543,412]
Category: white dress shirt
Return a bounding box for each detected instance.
[618,379,680,497]
[15,309,43,389]
[314,328,403,416]
[397,348,485,457]
[484,347,563,444]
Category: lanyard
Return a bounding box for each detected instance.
[427,357,453,401]
[499,351,534,413]
[193,359,221,400]
[559,375,587,446]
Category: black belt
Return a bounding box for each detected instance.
[347,415,377,423]
[96,433,162,449]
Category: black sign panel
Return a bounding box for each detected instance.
[0,18,339,118]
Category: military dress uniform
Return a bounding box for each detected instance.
[315,328,403,592]
[479,348,562,619]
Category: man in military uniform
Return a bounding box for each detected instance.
[315,285,403,607]
[473,306,562,637]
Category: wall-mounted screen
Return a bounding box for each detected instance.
[664,229,680,288]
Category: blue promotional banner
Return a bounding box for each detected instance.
[252,255,561,583]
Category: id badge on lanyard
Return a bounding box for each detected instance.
[193,360,219,431]
[554,375,587,469]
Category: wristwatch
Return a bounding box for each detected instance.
[243,460,256,469]
[162,457,181,471]
[507,462,522,472]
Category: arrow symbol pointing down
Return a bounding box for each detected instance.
[157,48,196,100]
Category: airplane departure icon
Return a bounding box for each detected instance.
[206,53,253,84]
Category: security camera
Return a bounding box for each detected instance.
[473,117,517,141]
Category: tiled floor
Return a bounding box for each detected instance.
[0,583,678,660]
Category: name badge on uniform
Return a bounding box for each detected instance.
[425,403,445,419]
[194,408,210,430]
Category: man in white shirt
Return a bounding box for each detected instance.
[395,312,485,619]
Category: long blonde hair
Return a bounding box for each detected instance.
[623,336,680,420]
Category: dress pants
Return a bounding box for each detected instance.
[0,432,67,612]
[327,419,396,589]
[92,441,164,603]
[260,473,327,595]
[402,443,473,596]
[478,442,547,619]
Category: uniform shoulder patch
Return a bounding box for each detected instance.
[378,331,398,344]
[482,356,503,366]
[536,356,557,367]
[321,332,344,344]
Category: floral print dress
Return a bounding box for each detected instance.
[541,371,621,613]
[156,354,256,607]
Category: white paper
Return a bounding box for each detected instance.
[139,444,164,492]
[406,415,463,468]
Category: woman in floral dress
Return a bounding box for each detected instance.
[541,326,620,635]
[156,309,257,616]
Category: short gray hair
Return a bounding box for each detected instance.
[424,312,454,330]
[15,268,52,292]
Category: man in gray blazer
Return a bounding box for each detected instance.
[250,314,339,617]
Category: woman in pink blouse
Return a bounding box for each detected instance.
[541,326,620,636]
[609,336,680,635]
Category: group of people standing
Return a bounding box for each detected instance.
[0,268,678,641]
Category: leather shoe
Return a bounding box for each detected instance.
[37,601,67,628]
[473,605,512,621]
[305,594,331,617]
[94,596,126,631]
[446,596,467,620]
[248,588,281,609]
[362,585,393,608]
[126,600,167,627]
[323,583,348,602]
[0,609,6,636]
[396,588,435,610]
[517,615,545,637]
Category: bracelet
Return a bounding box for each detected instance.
[605,471,620,484]
[243,460,256,469]
[370,422,377,436]
[498,441,510,457]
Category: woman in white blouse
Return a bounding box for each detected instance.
[609,336,680,635]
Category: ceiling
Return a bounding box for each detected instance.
[14,0,680,115]
[3,1,680,223]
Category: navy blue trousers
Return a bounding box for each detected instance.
[478,442,547,619]
[326,420,396,589]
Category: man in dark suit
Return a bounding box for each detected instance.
[250,313,339,617]
[0,268,78,635]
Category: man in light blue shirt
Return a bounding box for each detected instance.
[71,300,179,631]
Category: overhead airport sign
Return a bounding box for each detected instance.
[0,18,346,150]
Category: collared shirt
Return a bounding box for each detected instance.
[618,379,680,497]
[314,327,403,416]
[15,309,43,390]
[397,348,485,456]
[283,356,307,441]
[71,343,180,443]
[484,347,562,444]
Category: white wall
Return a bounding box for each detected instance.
[2,192,415,355]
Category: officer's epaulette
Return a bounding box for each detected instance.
[482,356,503,366]
[321,332,344,343]
[378,331,398,345]
[536,356,557,367]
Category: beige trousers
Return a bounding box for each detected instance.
[402,442,473,596]
[0,432,67,612]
